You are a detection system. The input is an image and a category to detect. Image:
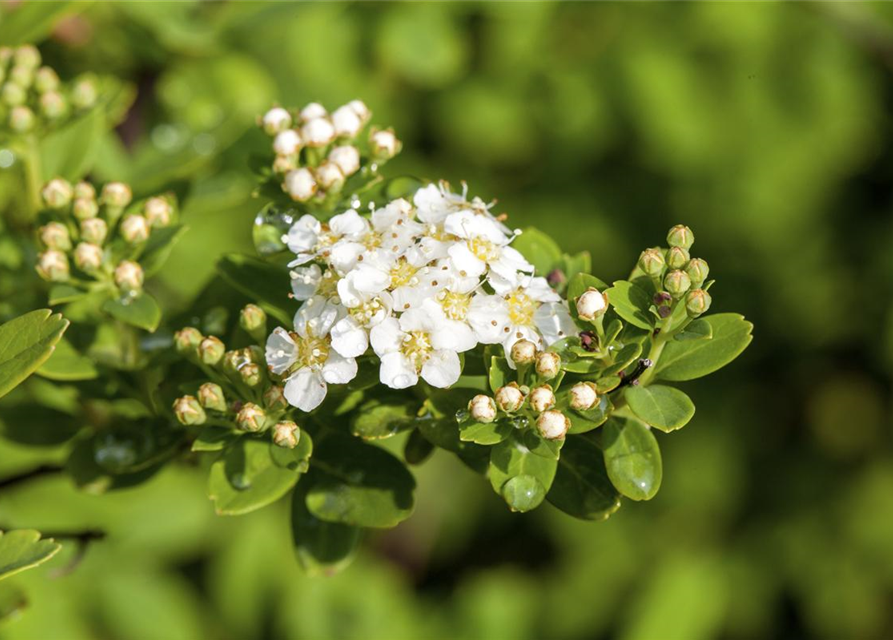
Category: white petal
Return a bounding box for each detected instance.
[535,302,577,345]
[265,327,297,375]
[467,294,510,344]
[330,316,369,358]
[380,352,419,389]
[349,263,390,293]
[413,184,448,224]
[284,368,328,412]
[421,350,461,388]
[398,308,434,333]
[295,296,341,338]
[444,210,506,244]
[431,319,476,353]
[322,350,358,384]
[370,317,403,356]
[290,264,322,300]
[329,241,366,274]
[329,209,369,239]
[526,275,561,302]
[285,215,320,254]
[447,243,486,279]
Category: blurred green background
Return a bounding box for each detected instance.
[2,2,893,639]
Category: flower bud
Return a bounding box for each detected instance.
[576,287,608,321]
[273,128,301,156]
[284,168,317,202]
[262,106,292,135]
[263,384,287,411]
[39,91,67,120]
[347,99,371,124]
[272,154,296,174]
[528,385,556,414]
[13,45,41,69]
[41,178,73,209]
[120,215,150,244]
[70,75,97,110]
[173,395,206,426]
[9,65,33,88]
[301,117,336,147]
[665,246,690,270]
[76,218,104,246]
[272,420,300,448]
[198,382,227,412]
[369,128,400,159]
[667,224,694,250]
[328,145,360,176]
[236,402,267,432]
[685,289,712,317]
[332,104,363,138]
[9,105,35,132]
[569,382,598,411]
[73,197,99,220]
[2,82,25,107]
[638,248,666,277]
[535,351,561,380]
[34,66,59,93]
[74,181,96,200]
[495,383,525,413]
[198,336,225,366]
[468,394,497,424]
[315,161,345,192]
[101,182,132,209]
[240,362,262,387]
[36,250,69,282]
[510,339,537,365]
[144,197,173,227]
[114,260,144,293]
[536,410,570,440]
[684,258,709,288]
[73,242,103,273]
[39,222,71,251]
[299,102,327,121]
[239,304,266,336]
[174,327,203,354]
[223,350,241,376]
[663,269,691,298]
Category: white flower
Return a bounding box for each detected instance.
[332,104,363,138]
[346,99,370,123]
[300,102,327,121]
[329,145,361,176]
[284,168,316,202]
[576,287,608,320]
[273,129,301,156]
[263,107,292,135]
[265,297,357,412]
[301,117,336,147]
[445,210,533,284]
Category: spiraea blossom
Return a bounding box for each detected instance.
[266,181,579,411]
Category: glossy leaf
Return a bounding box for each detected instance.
[102,294,162,332]
[547,434,622,521]
[655,314,753,381]
[291,482,361,576]
[488,433,558,512]
[602,416,662,501]
[0,309,69,399]
[47,284,87,306]
[625,384,695,432]
[459,419,512,445]
[37,337,98,381]
[564,392,613,434]
[605,280,655,330]
[39,107,105,181]
[191,427,240,452]
[511,227,563,274]
[601,342,644,377]
[488,355,512,393]
[351,398,417,440]
[139,225,189,277]
[217,253,291,316]
[404,428,435,465]
[562,251,592,282]
[674,317,713,341]
[0,530,62,581]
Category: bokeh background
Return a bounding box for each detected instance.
[2,2,893,639]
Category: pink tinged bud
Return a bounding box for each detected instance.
[236,403,267,432]
[347,99,371,123]
[39,91,67,120]
[495,383,525,413]
[71,76,98,110]
[284,168,317,202]
[272,421,300,448]
[239,304,267,334]
[198,383,227,412]
[536,410,570,440]
[299,102,327,121]
[73,197,99,220]
[198,336,226,366]
[34,66,59,93]
[667,224,695,250]
[39,222,71,251]
[240,362,262,387]
[173,395,206,426]
[263,385,287,411]
[665,246,690,270]
[332,105,363,138]
[569,382,598,411]
[114,260,144,293]
[468,394,497,424]
[273,129,301,156]
[315,161,345,191]
[174,327,203,354]
[36,250,69,282]
[685,289,712,317]
[13,45,41,69]
[73,242,103,273]
[2,83,26,107]
[328,145,360,176]
[510,339,537,365]
[576,288,607,321]
[685,258,709,288]
[638,248,666,277]
[144,197,173,228]
[528,385,556,414]
[262,107,292,135]
[101,182,132,209]
[369,129,399,159]
[663,269,691,298]
[74,181,96,200]
[120,215,150,244]
[41,178,73,209]
[301,117,336,147]
[535,351,561,380]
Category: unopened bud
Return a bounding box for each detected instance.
[173,395,206,426]
[528,385,556,413]
[315,161,345,191]
[667,224,694,250]
[262,106,292,135]
[272,421,300,448]
[273,129,301,156]
[663,269,691,298]
[39,91,67,120]
[685,289,712,317]
[347,99,371,124]
[328,145,360,176]
[174,327,203,354]
[36,250,69,282]
[1,83,25,107]
[284,168,317,202]
[468,394,497,424]
[144,197,173,227]
[34,66,59,93]
[236,402,267,432]
[535,351,561,380]
[9,65,33,88]
[101,182,132,209]
[239,304,267,337]
[39,222,71,251]
[576,287,608,321]
[223,350,241,376]
[198,336,225,366]
[70,75,97,110]
[41,178,73,209]
[263,384,287,411]
[240,362,262,387]
[332,104,363,138]
[79,217,107,245]
[9,105,35,132]
[13,45,41,69]
[73,197,99,220]
[74,181,96,200]
[301,117,335,147]
[272,154,296,174]
[73,242,103,273]
[120,215,150,244]
[495,383,525,413]
[536,410,570,440]
[198,382,227,412]
[299,102,327,121]
[665,246,690,270]
[510,339,537,365]
[569,382,599,411]
[369,128,400,159]
[579,330,598,352]
[685,258,709,288]
[114,260,144,293]
[638,247,666,277]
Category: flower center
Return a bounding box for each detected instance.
[317,269,340,298]
[349,296,386,327]
[401,330,432,370]
[506,291,536,326]
[390,257,419,289]
[316,225,338,248]
[291,332,330,370]
[438,290,471,321]
[469,237,500,263]
[362,231,381,250]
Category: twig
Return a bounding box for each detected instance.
[0,465,64,491]
[612,358,653,391]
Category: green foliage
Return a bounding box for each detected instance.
[655,314,754,381]
[0,530,60,581]
[0,310,68,398]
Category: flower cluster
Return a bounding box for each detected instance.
[637,224,712,318]
[34,177,177,296]
[0,45,97,134]
[265,181,578,412]
[259,100,400,205]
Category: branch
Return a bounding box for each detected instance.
[0,465,64,491]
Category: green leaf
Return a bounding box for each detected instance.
[139,225,188,277]
[511,227,562,274]
[488,432,558,512]
[459,419,512,445]
[403,428,435,465]
[601,342,644,377]
[291,482,361,576]
[208,438,303,516]
[488,355,512,393]
[39,107,105,181]
[602,416,662,501]
[547,435,622,521]
[416,416,489,474]
[191,427,239,452]
[37,337,98,381]
[674,317,713,341]
[655,314,753,381]
[567,272,609,313]
[306,434,415,528]
[47,283,87,306]
[605,280,655,330]
[0,530,62,581]
[217,253,291,317]
[625,384,695,433]
[562,251,592,282]
[102,293,162,332]
[0,585,27,624]
[0,309,69,399]
[0,3,77,46]
[564,392,613,434]
[351,397,417,440]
